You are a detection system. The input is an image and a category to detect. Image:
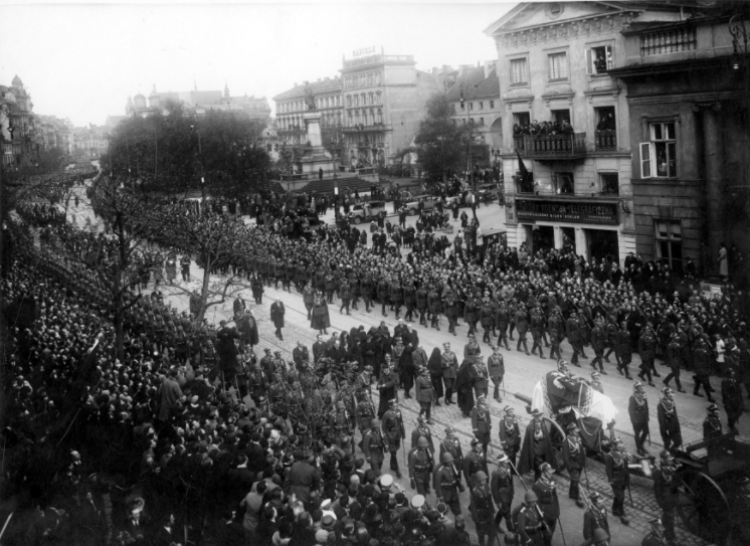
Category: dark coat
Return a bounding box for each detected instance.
[517,419,561,475]
[270,301,285,328]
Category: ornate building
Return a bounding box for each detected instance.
[0,75,39,169]
[485,1,701,266]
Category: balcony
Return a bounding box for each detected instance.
[515,133,587,160]
[341,123,390,134]
[640,26,696,57]
[594,130,617,151]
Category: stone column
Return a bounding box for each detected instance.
[575,227,588,261]
[553,226,563,250]
[698,102,724,275]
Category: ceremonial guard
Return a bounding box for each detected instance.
[471,395,491,456]
[653,450,679,545]
[382,399,406,478]
[495,300,511,351]
[547,309,563,361]
[515,304,530,355]
[692,336,716,401]
[376,358,398,418]
[513,491,545,546]
[463,439,488,485]
[532,463,559,546]
[415,368,436,424]
[604,438,630,524]
[657,387,682,452]
[487,346,505,402]
[499,406,521,466]
[490,452,514,533]
[416,284,429,326]
[408,436,434,495]
[434,451,464,516]
[663,334,685,393]
[638,324,659,385]
[562,422,586,508]
[363,418,386,474]
[440,426,464,469]
[428,286,442,331]
[339,279,352,315]
[411,416,435,454]
[582,492,610,546]
[470,356,490,399]
[703,403,723,443]
[530,307,545,359]
[441,343,458,405]
[469,471,496,546]
[590,318,606,373]
[628,382,650,456]
[479,299,495,344]
[567,310,585,366]
[445,291,459,335]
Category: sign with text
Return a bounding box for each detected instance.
[516,198,619,225]
[353,46,378,58]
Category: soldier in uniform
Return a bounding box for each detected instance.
[434,451,464,517]
[382,399,406,478]
[339,279,352,315]
[463,438,488,485]
[470,356,490,399]
[445,291,460,335]
[464,296,479,336]
[663,333,685,393]
[377,358,398,418]
[703,403,723,443]
[409,436,434,495]
[722,367,743,431]
[641,518,669,546]
[479,299,495,344]
[416,367,436,424]
[378,276,390,317]
[604,438,630,525]
[495,300,511,351]
[440,426,464,469]
[411,415,435,455]
[416,284,429,326]
[582,492,610,546]
[590,318,607,373]
[653,450,679,545]
[487,346,505,403]
[428,286,442,331]
[404,280,417,322]
[562,422,586,508]
[513,491,545,546]
[657,387,682,453]
[638,324,659,385]
[616,321,634,379]
[471,395,492,457]
[180,254,191,282]
[441,343,458,405]
[693,335,716,401]
[603,318,620,367]
[628,382,650,455]
[391,280,403,320]
[361,275,373,313]
[490,452,514,533]
[518,410,559,481]
[515,303,530,355]
[547,308,563,361]
[470,471,496,546]
[363,418,386,475]
[499,406,521,466]
[567,310,585,366]
[532,463,559,546]
[355,390,376,447]
[530,306,546,359]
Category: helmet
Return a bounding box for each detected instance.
[440,452,454,464]
[524,490,538,503]
[417,437,430,448]
[473,471,487,483]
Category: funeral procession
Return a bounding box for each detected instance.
[2,2,750,546]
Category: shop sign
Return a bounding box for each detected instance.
[516,198,619,225]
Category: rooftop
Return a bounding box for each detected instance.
[445,65,499,102]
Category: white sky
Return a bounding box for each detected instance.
[0,0,516,127]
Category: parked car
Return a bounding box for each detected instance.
[348,200,387,224]
[477,183,499,203]
[403,195,439,215]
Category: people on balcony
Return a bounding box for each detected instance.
[514,118,576,140]
[597,113,616,132]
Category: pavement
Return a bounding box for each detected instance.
[65,183,742,546]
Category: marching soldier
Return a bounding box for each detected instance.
[582,492,610,546]
[487,346,505,403]
[404,280,417,322]
[638,324,659,385]
[530,307,545,359]
[663,333,685,393]
[499,406,521,466]
[377,276,390,316]
[603,317,620,367]
[470,471,496,546]
[441,343,459,405]
[693,335,716,401]
[382,399,406,478]
[515,304,530,355]
[376,357,398,418]
[653,450,679,545]
[180,254,191,282]
[471,395,492,457]
[416,367,436,424]
[339,279,352,315]
[470,355,490,399]
[362,275,373,313]
[616,321,634,379]
[408,436,434,495]
[604,438,630,525]
[416,284,429,326]
[440,426,464,469]
[495,300,511,351]
[562,422,586,508]
[428,286,443,331]
[547,309,563,361]
[721,367,744,431]
[434,451,465,516]
[513,490,546,546]
[532,462,559,546]
[355,390,376,446]
[445,291,460,335]
[390,279,403,320]
[567,310,585,366]
[480,298,495,344]
[463,438,487,485]
[464,296,479,336]
[363,418,386,475]
[657,387,682,453]
[703,403,723,443]
[490,452,514,533]
[411,416,435,455]
[590,318,607,373]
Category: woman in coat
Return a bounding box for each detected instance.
[427,347,444,405]
[455,358,475,418]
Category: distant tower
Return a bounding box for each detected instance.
[149,84,160,109]
[11,75,23,90]
[224,82,230,99]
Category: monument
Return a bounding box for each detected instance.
[296,85,336,175]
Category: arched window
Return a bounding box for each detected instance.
[347,111,353,126]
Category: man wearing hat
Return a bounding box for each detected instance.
[376,358,398,418]
[616,320,634,379]
[495,299,512,352]
[657,387,682,453]
[416,368,436,424]
[471,395,492,458]
[628,382,650,456]
[566,310,584,366]
[589,317,606,373]
[463,438,488,485]
[589,371,603,393]
[408,436,434,495]
[703,403,723,449]
[641,518,668,546]
[434,451,464,517]
[513,490,545,546]
[411,416,435,454]
[518,410,558,481]
[721,367,743,432]
[440,427,464,469]
[490,452,514,534]
[441,343,458,405]
[487,346,505,403]
[582,491,610,546]
[638,324,659,385]
[532,462,559,546]
[604,438,630,525]
[653,450,678,545]
[562,422,586,508]
[363,418,386,474]
[498,407,521,466]
[382,399,406,478]
[469,471,496,546]
[663,333,685,393]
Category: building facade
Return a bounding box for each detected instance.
[340,50,440,167]
[0,76,39,169]
[486,1,698,266]
[609,6,750,277]
[72,125,109,159]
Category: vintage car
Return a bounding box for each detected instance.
[347,200,387,224]
[403,195,439,215]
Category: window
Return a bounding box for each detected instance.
[460,101,465,110]
[553,172,575,195]
[490,100,495,109]
[640,122,677,178]
[510,58,528,85]
[479,102,484,110]
[551,109,570,126]
[469,102,474,111]
[548,52,569,81]
[655,220,683,274]
[513,112,530,128]
[599,173,619,195]
[595,107,616,150]
[479,117,485,126]
[586,45,613,75]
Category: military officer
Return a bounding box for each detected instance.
[657,387,682,453]
[603,318,620,367]
[590,318,607,373]
[440,426,464,469]
[582,491,610,546]
[471,395,492,457]
[416,367,436,424]
[382,399,406,478]
[638,324,659,385]
[721,367,743,431]
[409,436,435,495]
[499,406,521,466]
[411,416,435,455]
[702,403,723,444]
[470,356,490,399]
[428,286,442,331]
[604,438,630,525]
[470,471,496,546]
[404,281,417,322]
[490,452,514,534]
[377,357,398,418]
[663,333,685,393]
[487,345,505,402]
[479,299,495,344]
[530,306,546,359]
[561,422,586,508]
[463,438,488,485]
[434,451,464,516]
[339,279,352,315]
[533,462,559,546]
[567,310,585,366]
[363,418,386,475]
[495,300,511,351]
[513,490,545,546]
[416,284,429,326]
[445,291,460,335]
[515,304,530,355]
[441,343,459,405]
[547,309,563,361]
[616,321,634,379]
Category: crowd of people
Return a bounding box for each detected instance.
[3,174,749,546]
